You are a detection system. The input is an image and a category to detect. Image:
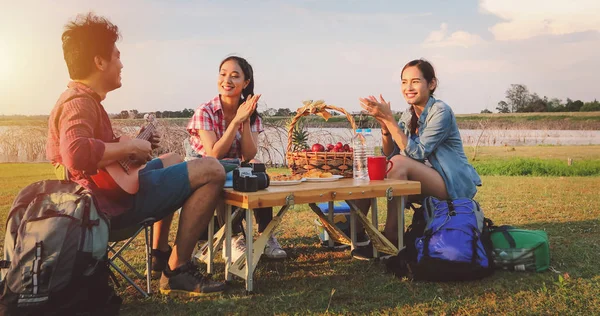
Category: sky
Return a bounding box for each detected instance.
[0,0,599,116]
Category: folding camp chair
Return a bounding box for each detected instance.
[108,217,156,297]
[52,164,156,297]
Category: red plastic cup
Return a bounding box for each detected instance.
[367,156,394,180]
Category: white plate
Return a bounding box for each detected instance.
[304,175,344,182]
[270,178,307,186]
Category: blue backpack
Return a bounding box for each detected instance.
[410,197,494,281]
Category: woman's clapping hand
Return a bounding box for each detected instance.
[359,94,393,122]
[234,94,261,124]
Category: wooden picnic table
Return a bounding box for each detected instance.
[199,178,421,293]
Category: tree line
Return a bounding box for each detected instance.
[111,84,600,119]
[110,107,310,119]
[482,84,600,114]
[112,109,196,119]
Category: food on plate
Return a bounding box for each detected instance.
[304,169,333,178]
[270,173,303,181]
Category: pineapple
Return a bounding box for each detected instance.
[291,122,309,152]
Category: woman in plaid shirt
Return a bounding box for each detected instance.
[186,56,287,261]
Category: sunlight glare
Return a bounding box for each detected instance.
[0,46,12,80]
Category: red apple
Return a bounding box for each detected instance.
[343,144,350,152]
[335,142,343,149]
[311,143,325,152]
[326,143,335,151]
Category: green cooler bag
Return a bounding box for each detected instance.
[490,226,550,272]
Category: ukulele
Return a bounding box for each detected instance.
[90,117,157,195]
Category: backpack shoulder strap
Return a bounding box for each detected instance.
[6,180,81,227]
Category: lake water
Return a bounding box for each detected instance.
[1,126,599,163]
[256,128,600,164]
[277,128,600,147]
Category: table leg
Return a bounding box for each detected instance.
[350,205,357,250]
[227,205,291,292]
[371,197,378,258]
[397,196,405,249]
[327,201,334,248]
[346,200,398,255]
[245,208,254,292]
[195,209,243,266]
[309,203,351,245]
[225,204,233,281]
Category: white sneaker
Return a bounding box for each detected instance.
[222,235,246,262]
[264,235,287,259]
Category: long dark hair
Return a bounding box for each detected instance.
[401,59,437,135]
[219,56,259,125]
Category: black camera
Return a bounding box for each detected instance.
[232,163,270,192]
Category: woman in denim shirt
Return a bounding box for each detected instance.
[351,59,481,260]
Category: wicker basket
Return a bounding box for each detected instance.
[286,101,357,178]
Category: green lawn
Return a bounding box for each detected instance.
[1,155,599,315]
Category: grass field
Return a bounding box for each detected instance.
[466,145,600,161]
[1,146,599,315]
[467,145,600,177]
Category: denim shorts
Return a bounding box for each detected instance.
[110,158,192,230]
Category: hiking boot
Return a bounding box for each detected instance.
[222,235,246,262]
[159,262,226,297]
[350,242,393,261]
[264,235,287,259]
[148,246,172,279]
[355,231,370,247]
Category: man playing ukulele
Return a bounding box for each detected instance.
[46,13,226,296]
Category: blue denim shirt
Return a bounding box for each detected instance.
[387,97,482,199]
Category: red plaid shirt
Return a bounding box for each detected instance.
[186,95,264,158]
[46,82,133,217]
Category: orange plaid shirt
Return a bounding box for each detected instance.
[46,82,133,217]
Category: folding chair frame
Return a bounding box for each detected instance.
[108,218,155,298]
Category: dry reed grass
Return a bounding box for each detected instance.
[1,117,598,163]
[0,127,47,162]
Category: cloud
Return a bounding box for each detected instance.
[423,23,483,48]
[480,0,600,40]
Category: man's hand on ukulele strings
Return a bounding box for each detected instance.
[149,131,160,150]
[129,138,153,165]
[140,126,161,150]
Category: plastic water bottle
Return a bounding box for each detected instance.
[363,128,376,157]
[373,129,383,156]
[352,129,368,180]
